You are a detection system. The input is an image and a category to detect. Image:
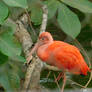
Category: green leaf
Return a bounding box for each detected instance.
[0,70,20,92]
[57,3,81,38]
[27,0,42,25]
[11,55,26,63]
[4,19,16,33]
[45,0,59,19]
[8,72,20,89]
[0,51,8,65]
[3,0,28,9]
[61,0,92,13]
[31,6,43,25]
[0,27,22,58]
[0,1,9,24]
[27,0,41,10]
[0,74,13,92]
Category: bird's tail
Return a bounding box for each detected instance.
[80,60,91,76]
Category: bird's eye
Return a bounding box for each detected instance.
[40,36,48,41]
[41,37,45,40]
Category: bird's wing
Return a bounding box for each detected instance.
[51,41,90,75]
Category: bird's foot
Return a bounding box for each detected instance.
[25,55,33,66]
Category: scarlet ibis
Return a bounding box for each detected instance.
[27,32,90,92]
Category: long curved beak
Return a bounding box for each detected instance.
[26,41,39,63]
[29,42,39,55]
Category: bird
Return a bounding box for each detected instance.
[27,32,90,92]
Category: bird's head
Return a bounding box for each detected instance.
[38,32,53,45]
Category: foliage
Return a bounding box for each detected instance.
[0,0,92,92]
[0,1,8,24]
[3,0,28,8]
[57,3,81,38]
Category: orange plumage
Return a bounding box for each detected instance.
[37,32,90,75]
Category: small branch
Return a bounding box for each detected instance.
[40,5,48,34]
[25,9,36,36]
[84,70,92,88]
[67,79,85,88]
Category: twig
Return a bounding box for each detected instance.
[25,9,36,36]
[67,78,85,88]
[84,70,92,88]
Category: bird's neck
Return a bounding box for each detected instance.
[37,41,53,61]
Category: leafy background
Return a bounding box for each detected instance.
[0,0,92,92]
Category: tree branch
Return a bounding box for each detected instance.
[14,14,42,92]
[40,5,48,34]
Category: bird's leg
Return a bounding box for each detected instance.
[53,72,61,91]
[61,72,66,92]
[46,71,51,83]
[55,72,64,82]
[46,71,51,78]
